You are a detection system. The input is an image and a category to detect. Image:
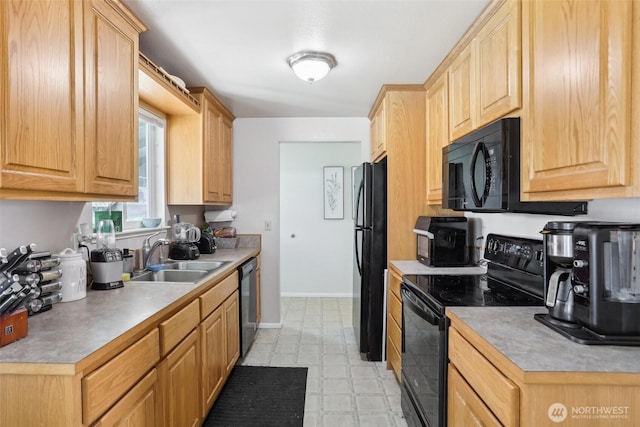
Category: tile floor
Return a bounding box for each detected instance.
[239,297,408,427]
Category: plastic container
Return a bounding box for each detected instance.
[57,248,87,302]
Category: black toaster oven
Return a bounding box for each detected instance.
[413,216,469,267]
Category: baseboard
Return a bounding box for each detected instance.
[258,322,283,329]
[280,292,352,298]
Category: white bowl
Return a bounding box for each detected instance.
[141,218,162,228]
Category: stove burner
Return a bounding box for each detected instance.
[403,274,543,311]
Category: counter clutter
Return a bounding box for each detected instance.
[0,247,256,365]
[0,242,260,427]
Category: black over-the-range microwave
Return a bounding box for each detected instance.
[442,118,588,216]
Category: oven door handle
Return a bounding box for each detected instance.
[401,287,440,326]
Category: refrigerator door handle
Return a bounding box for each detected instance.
[354,228,363,275]
[354,178,364,227]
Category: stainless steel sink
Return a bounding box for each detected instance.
[165,260,230,272]
[131,269,208,283]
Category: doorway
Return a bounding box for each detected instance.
[279,141,361,296]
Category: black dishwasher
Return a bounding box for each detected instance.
[238,257,258,357]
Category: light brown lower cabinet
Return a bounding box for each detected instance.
[448,365,501,427]
[92,369,160,427]
[448,311,640,427]
[0,264,250,427]
[200,290,239,417]
[386,265,403,381]
[158,329,201,427]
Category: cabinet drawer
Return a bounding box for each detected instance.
[387,312,402,351]
[448,365,501,427]
[200,271,238,319]
[388,269,402,301]
[82,329,159,425]
[159,299,200,357]
[92,368,159,427]
[386,334,401,382]
[388,291,402,327]
[448,327,519,427]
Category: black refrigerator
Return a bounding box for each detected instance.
[352,161,387,361]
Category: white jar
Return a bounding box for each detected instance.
[58,248,87,302]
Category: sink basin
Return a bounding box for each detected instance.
[165,260,230,272]
[131,269,208,283]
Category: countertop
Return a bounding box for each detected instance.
[390,260,487,276]
[447,306,640,373]
[0,247,258,372]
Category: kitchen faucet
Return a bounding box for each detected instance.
[142,231,170,269]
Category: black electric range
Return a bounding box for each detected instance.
[400,234,545,427]
[402,271,543,314]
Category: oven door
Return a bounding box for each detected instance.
[401,284,448,427]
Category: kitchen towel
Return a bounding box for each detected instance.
[205,209,237,223]
[203,365,307,426]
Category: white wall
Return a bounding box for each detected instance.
[280,141,361,297]
[0,200,88,251]
[0,200,201,257]
[468,198,640,251]
[232,118,370,325]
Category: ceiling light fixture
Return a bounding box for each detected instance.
[287,50,337,83]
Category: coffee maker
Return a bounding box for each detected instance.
[537,221,640,345]
[168,222,201,260]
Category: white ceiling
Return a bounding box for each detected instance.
[123,0,490,118]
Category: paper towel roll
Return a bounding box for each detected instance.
[205,209,237,223]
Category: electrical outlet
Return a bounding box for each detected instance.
[264,220,272,231]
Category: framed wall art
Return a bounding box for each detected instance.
[323,166,344,220]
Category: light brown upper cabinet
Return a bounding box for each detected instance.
[370,85,428,260]
[84,0,143,197]
[0,0,145,201]
[448,0,521,141]
[448,44,475,140]
[370,101,387,162]
[520,0,637,201]
[167,87,234,205]
[425,72,450,205]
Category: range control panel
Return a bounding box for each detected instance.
[484,234,544,275]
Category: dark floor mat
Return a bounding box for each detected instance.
[203,365,308,427]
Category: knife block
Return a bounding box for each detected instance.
[0,307,28,347]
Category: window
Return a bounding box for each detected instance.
[92,109,166,231]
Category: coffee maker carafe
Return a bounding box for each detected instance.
[540,221,581,324]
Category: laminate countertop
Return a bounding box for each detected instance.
[390,260,487,275]
[0,246,258,372]
[447,306,640,373]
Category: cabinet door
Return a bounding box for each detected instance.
[158,329,201,427]
[83,0,140,197]
[200,305,225,417]
[521,0,632,198]
[92,369,159,427]
[448,43,475,140]
[425,72,449,205]
[220,114,233,204]
[224,291,240,373]
[370,101,386,161]
[448,365,501,427]
[202,97,223,203]
[0,0,84,193]
[386,267,402,380]
[476,0,521,128]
